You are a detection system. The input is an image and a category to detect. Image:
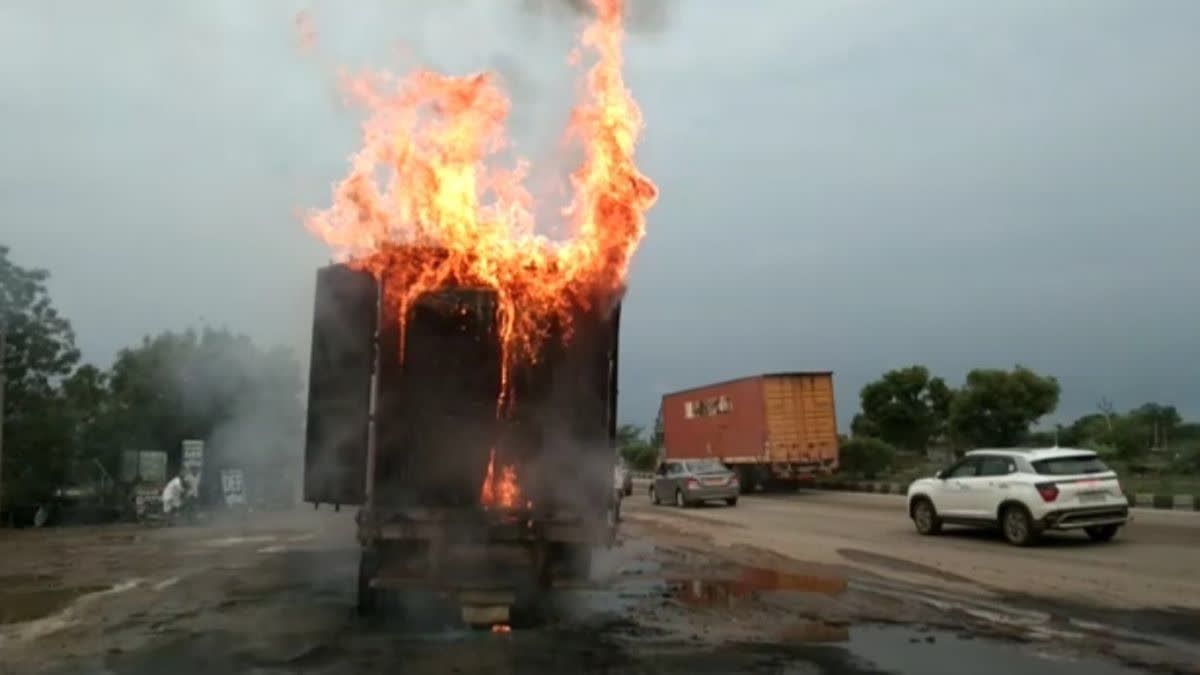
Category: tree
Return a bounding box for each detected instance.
[839,437,896,479]
[949,366,1060,447]
[105,328,304,487]
[853,365,953,451]
[616,423,658,471]
[1,246,83,505]
[1129,403,1182,450]
[650,406,665,448]
[616,424,644,449]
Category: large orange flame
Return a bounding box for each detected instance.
[305,0,656,413]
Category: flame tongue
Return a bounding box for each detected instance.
[306,0,655,409]
[480,448,522,510]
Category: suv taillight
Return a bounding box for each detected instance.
[1035,482,1059,502]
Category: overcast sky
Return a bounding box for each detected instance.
[3,0,1198,429]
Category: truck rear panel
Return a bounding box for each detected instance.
[303,263,620,607]
[763,373,838,468]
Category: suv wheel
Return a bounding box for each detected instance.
[674,489,687,508]
[1085,524,1120,542]
[911,498,942,535]
[1001,505,1040,546]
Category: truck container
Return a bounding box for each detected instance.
[660,373,838,491]
[303,262,620,623]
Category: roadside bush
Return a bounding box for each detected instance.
[1169,446,1200,475]
[839,437,897,480]
[619,443,660,472]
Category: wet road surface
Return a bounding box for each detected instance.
[0,504,1194,674]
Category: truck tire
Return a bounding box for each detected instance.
[558,544,592,582]
[357,549,380,616]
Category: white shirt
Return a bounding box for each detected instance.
[162,477,185,513]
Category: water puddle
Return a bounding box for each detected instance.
[777,619,850,643]
[202,535,277,548]
[0,585,111,625]
[845,624,1139,675]
[670,566,846,608]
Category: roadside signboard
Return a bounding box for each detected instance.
[182,440,205,496]
[120,450,168,484]
[221,469,246,507]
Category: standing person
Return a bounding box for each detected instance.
[161,474,185,524]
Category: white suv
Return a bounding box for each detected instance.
[906,448,1130,546]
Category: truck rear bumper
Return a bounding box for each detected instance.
[359,506,613,546]
[355,506,612,596]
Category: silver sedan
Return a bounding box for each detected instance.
[650,459,739,507]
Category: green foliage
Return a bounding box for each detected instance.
[839,437,896,480]
[651,406,665,448]
[1063,403,1192,462]
[853,365,952,451]
[2,246,84,503]
[616,422,660,471]
[949,366,1060,447]
[104,328,304,474]
[2,247,304,510]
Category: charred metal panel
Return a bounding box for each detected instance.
[370,287,621,516]
[373,289,502,508]
[504,299,621,516]
[304,264,377,505]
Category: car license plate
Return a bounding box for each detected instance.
[1079,491,1106,504]
[702,478,725,486]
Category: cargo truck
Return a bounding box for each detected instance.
[303,263,621,624]
[660,373,839,492]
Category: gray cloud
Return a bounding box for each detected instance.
[2,0,1198,430]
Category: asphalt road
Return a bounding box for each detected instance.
[1,493,1197,674]
[624,482,1200,612]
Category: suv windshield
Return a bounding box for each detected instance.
[1032,454,1109,476]
[684,460,726,474]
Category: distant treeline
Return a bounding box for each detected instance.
[1,245,304,509]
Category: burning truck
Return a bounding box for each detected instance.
[300,0,655,623]
[305,263,621,620]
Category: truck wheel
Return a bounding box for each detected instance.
[1001,504,1040,547]
[357,549,380,616]
[559,544,593,582]
[674,489,688,508]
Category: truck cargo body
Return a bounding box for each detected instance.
[661,373,838,490]
[303,263,620,618]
